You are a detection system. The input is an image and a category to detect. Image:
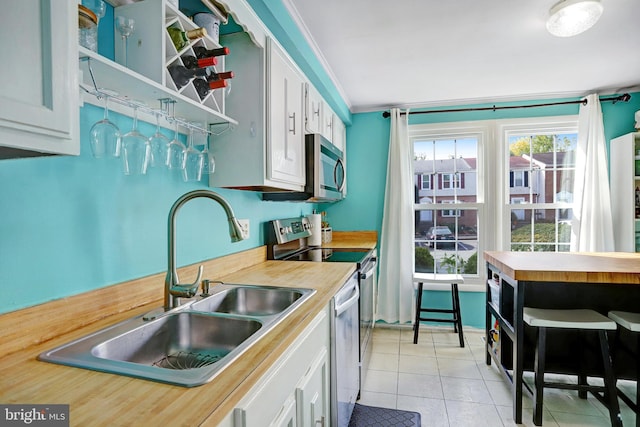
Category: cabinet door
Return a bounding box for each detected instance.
[304,83,323,134]
[321,105,333,142]
[0,0,78,157]
[296,348,329,427]
[332,114,346,154]
[267,38,305,187]
[270,394,298,427]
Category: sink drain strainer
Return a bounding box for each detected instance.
[153,350,227,370]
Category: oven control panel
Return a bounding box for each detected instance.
[270,217,313,244]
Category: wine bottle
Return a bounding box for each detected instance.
[193,78,228,100]
[207,70,234,82]
[182,55,217,69]
[193,46,229,59]
[168,64,208,90]
[167,27,207,51]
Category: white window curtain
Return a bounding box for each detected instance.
[377,108,414,324]
[570,94,615,252]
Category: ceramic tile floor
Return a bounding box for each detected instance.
[358,326,638,427]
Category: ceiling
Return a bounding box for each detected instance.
[283,0,640,113]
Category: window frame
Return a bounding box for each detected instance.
[409,121,490,292]
[496,116,579,251]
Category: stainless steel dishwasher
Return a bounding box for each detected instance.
[331,272,360,427]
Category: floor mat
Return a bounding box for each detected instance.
[348,403,421,427]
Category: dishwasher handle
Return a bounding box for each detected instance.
[360,257,377,280]
[334,281,359,317]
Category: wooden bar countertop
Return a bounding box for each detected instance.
[0,232,377,426]
[484,251,640,284]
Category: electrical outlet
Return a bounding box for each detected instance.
[238,219,250,239]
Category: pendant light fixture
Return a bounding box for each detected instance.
[546,0,603,37]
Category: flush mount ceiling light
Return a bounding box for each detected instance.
[546,0,604,37]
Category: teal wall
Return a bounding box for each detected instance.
[0,105,313,314]
[324,93,640,329]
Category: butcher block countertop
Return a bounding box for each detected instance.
[484,251,640,284]
[0,232,377,426]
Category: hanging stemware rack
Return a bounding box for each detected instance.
[80,55,233,138]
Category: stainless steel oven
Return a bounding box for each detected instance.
[266,217,377,426]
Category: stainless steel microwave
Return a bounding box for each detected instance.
[263,134,345,202]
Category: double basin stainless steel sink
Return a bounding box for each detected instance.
[39,284,315,387]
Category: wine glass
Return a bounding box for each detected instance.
[200,141,216,175]
[148,112,170,168]
[90,91,121,158]
[182,127,204,182]
[121,103,150,175]
[116,16,135,67]
[167,120,186,170]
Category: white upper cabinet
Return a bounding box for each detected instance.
[211,34,306,192]
[0,0,78,158]
[266,38,305,187]
[304,82,323,134]
[332,111,346,153]
[321,104,334,142]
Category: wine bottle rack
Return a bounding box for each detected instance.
[111,0,230,119]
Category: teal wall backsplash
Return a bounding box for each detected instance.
[0,104,313,314]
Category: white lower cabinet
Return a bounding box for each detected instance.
[233,307,330,427]
[270,394,298,427]
[296,349,329,427]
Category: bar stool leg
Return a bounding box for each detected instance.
[413,282,424,344]
[577,330,588,399]
[451,284,458,334]
[452,283,464,348]
[533,326,546,426]
[598,330,622,427]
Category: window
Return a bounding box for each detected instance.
[410,116,578,288]
[441,200,461,217]
[510,171,528,187]
[503,121,578,252]
[411,128,482,279]
[420,173,431,190]
[442,173,461,189]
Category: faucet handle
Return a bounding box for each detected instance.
[170,265,204,298]
[201,279,224,296]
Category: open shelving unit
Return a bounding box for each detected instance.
[80,0,236,129]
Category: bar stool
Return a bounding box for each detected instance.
[523,308,622,427]
[608,310,640,427]
[413,273,464,347]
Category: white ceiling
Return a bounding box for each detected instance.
[283,0,640,113]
